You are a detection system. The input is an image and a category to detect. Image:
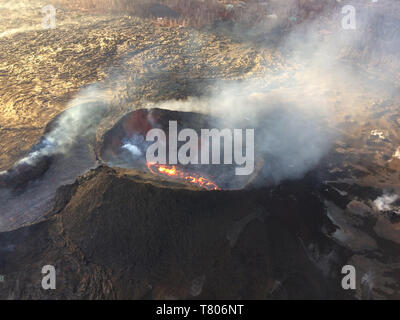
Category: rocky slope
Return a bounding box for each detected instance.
[1,0,400,299]
[0,0,277,171]
[0,165,350,299]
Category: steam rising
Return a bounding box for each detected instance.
[7,0,398,187]
[146,78,333,185]
[16,86,109,166]
[374,194,399,212]
[2,1,400,230]
[142,1,400,185]
[0,86,110,231]
[122,142,143,158]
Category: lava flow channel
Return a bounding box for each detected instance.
[146,163,220,191]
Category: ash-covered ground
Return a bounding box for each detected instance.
[0,0,400,299]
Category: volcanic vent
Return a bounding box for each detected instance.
[98,108,259,190]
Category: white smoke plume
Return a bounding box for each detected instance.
[145,77,333,185]
[122,142,143,158]
[141,1,400,185]
[374,194,399,212]
[0,85,111,231]
[15,86,110,166]
[4,1,399,188]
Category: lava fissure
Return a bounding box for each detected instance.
[146,162,220,190]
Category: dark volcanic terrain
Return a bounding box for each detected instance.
[0,0,400,299]
[0,165,348,299]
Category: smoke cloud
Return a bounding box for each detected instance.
[7,1,395,188]
[15,86,109,166]
[374,194,399,212]
[0,85,110,231]
[142,1,400,185]
[3,1,400,232]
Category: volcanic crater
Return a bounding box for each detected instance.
[1,0,400,300]
[98,108,260,190]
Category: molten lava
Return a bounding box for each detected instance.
[146,163,220,190]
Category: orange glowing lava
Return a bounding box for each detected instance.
[146,163,220,190]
